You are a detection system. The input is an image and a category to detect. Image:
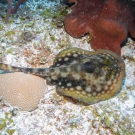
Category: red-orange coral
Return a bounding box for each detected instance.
[64,0,135,55]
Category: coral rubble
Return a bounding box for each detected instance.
[64,0,135,55]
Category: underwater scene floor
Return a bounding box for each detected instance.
[0,0,135,134]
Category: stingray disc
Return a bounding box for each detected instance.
[49,47,125,104]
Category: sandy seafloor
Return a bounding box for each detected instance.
[0,0,135,135]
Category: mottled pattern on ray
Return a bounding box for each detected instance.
[0,48,125,104]
[52,47,94,67]
[51,48,125,104]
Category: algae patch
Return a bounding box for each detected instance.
[0,112,15,135]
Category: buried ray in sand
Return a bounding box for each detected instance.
[0,47,125,107]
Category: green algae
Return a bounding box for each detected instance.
[68,114,79,129]
[40,8,54,19]
[63,108,69,114]
[6,129,15,135]
[40,5,68,28]
[5,31,15,37]
[0,112,15,134]
[80,106,92,114]
[6,48,14,54]
[0,118,6,129]
[92,109,101,118]
[25,21,34,28]
[49,33,55,41]
[103,116,112,128]
[52,93,63,102]
[8,17,14,24]
[51,6,68,28]
[0,24,4,31]
[40,6,68,20]
[69,122,78,129]
[57,36,72,49]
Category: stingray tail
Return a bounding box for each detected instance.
[0,63,22,73]
[0,63,56,79]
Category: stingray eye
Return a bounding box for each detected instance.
[82,62,95,73]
